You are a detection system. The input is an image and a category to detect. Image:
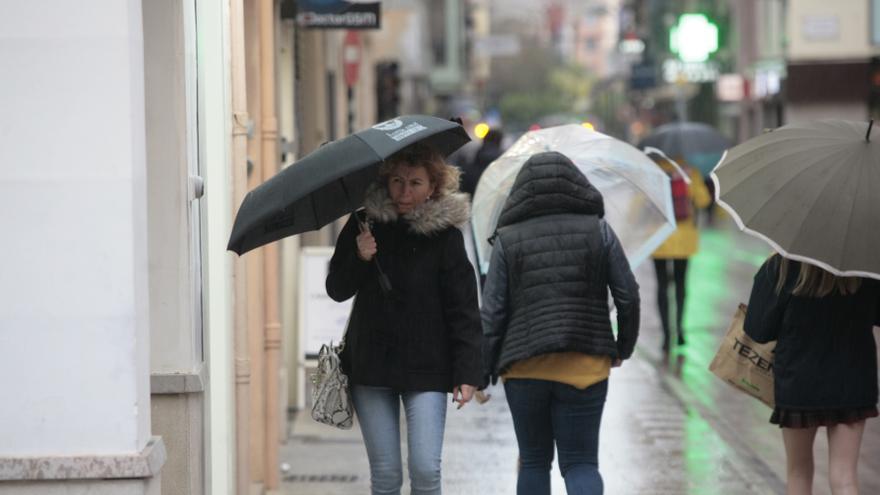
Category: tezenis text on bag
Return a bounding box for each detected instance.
[733,337,773,373]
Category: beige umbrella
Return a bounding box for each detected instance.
[712,119,880,279]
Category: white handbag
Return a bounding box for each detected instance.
[310,338,354,429]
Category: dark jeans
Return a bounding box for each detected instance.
[504,378,608,495]
[653,258,689,348]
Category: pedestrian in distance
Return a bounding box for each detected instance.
[649,154,711,352]
[481,151,640,495]
[744,254,880,495]
[460,128,504,198]
[326,143,483,495]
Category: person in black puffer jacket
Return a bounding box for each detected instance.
[481,151,640,495]
[326,143,482,495]
[745,254,880,495]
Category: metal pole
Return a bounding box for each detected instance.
[259,0,282,488]
[347,85,355,135]
[229,0,251,492]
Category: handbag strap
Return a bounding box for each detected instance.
[337,298,354,352]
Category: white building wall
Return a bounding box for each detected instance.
[0,0,152,457]
[787,0,873,61]
[786,101,868,125]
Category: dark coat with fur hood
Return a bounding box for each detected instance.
[326,182,483,392]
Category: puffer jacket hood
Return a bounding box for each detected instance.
[496,151,604,230]
[362,181,471,236]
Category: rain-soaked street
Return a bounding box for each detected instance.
[281,216,880,494]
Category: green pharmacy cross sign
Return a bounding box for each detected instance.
[670,13,719,62]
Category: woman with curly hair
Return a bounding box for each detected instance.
[326,143,483,495]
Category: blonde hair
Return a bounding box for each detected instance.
[379,143,461,198]
[775,255,862,297]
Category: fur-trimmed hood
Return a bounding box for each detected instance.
[362,182,471,236]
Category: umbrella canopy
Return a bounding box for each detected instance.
[227,115,469,255]
[639,121,730,175]
[712,119,880,279]
[472,124,677,274]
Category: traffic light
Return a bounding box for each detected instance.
[376,62,400,121]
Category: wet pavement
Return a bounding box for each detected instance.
[281,216,880,494]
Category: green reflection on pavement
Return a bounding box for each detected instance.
[677,226,770,409]
[684,409,728,495]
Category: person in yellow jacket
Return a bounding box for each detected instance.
[651,156,711,351]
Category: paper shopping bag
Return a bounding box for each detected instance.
[708,304,776,408]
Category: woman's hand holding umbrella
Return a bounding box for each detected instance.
[356,224,377,261]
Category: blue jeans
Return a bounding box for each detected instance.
[351,385,447,495]
[504,378,608,495]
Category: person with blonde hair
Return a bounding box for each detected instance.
[326,143,483,495]
[745,254,880,495]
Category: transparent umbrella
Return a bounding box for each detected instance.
[471,124,677,274]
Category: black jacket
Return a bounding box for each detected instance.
[326,183,483,392]
[481,151,640,382]
[745,255,880,410]
[460,143,502,197]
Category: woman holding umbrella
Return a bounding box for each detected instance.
[326,143,483,495]
[744,255,880,495]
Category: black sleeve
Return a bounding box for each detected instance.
[743,256,785,343]
[602,221,640,360]
[480,236,510,385]
[439,228,484,388]
[325,214,372,302]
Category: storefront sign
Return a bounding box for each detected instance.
[662,59,719,84]
[298,247,353,358]
[297,0,381,29]
[716,74,746,101]
[670,13,719,62]
[802,15,839,41]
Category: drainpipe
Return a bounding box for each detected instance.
[259,0,282,489]
[243,0,265,486]
[230,0,251,492]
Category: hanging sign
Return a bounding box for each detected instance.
[297,0,381,29]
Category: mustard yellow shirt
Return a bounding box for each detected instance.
[502,352,611,389]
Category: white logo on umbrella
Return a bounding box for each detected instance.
[372,119,404,131]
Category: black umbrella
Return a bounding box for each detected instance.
[638,121,730,175]
[227,115,470,256]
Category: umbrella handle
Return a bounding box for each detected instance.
[354,209,393,294]
[643,146,692,185]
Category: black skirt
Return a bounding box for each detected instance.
[770,407,878,428]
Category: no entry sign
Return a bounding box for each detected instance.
[343,31,361,87]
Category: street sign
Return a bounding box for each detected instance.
[342,30,361,87]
